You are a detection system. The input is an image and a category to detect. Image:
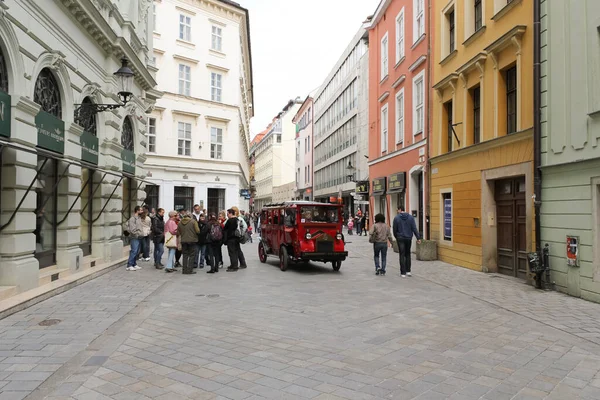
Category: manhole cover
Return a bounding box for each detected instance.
[196,294,205,297]
[207,294,220,298]
[39,319,61,326]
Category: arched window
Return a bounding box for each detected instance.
[75,96,97,135]
[0,46,8,92]
[121,116,134,151]
[33,68,62,118]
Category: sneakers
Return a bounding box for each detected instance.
[134,265,141,270]
[407,272,412,277]
[401,274,406,278]
[126,266,137,271]
[375,270,380,276]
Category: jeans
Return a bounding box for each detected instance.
[128,238,141,267]
[153,239,164,264]
[355,221,361,235]
[373,242,388,272]
[181,243,196,274]
[397,237,412,275]
[165,248,176,270]
[140,236,150,258]
[207,243,222,271]
[195,243,207,267]
[226,239,239,268]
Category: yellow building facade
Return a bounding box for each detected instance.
[430,0,534,278]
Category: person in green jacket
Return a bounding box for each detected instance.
[177,211,200,274]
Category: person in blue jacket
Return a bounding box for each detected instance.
[392,205,421,277]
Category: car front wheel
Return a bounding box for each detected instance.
[280,247,289,271]
[332,260,342,271]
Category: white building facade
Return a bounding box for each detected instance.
[313,27,369,214]
[144,0,253,215]
[0,0,159,296]
[293,95,314,201]
[253,98,301,210]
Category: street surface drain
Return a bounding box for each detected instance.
[196,294,205,297]
[39,319,61,326]
[207,294,219,298]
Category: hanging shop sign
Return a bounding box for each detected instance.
[355,181,369,195]
[372,177,386,195]
[36,110,65,154]
[388,172,406,193]
[122,149,136,175]
[0,91,11,138]
[240,189,251,199]
[80,131,99,165]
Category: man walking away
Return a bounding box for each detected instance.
[125,206,143,271]
[224,209,240,272]
[206,213,223,273]
[197,213,210,269]
[152,208,165,269]
[178,211,200,274]
[392,205,421,277]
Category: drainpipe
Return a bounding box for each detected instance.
[425,0,432,240]
[533,0,546,287]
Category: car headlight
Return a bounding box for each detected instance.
[305,232,312,240]
[336,233,342,240]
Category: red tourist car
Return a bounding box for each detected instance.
[258,201,348,271]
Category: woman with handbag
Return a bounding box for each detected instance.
[164,211,179,273]
[369,213,394,276]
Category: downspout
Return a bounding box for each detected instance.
[533,0,546,287]
[425,0,432,240]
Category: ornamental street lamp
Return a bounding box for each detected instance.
[74,58,135,119]
[346,161,356,182]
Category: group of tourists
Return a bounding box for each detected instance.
[124,204,254,274]
[346,208,368,236]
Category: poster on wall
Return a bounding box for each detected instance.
[444,198,452,240]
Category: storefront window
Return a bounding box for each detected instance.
[80,168,93,256]
[35,157,58,268]
[174,186,194,211]
[396,192,405,212]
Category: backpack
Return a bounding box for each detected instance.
[209,223,223,242]
[235,217,248,242]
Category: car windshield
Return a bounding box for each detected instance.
[299,206,339,223]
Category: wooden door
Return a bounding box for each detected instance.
[495,177,527,279]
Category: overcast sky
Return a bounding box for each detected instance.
[244,0,379,136]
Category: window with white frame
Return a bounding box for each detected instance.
[381,104,388,153]
[147,117,156,153]
[211,72,222,102]
[381,33,389,81]
[413,0,425,43]
[395,9,405,63]
[413,71,425,135]
[210,127,223,159]
[179,14,191,41]
[177,122,191,156]
[211,26,222,52]
[178,64,191,96]
[395,89,404,144]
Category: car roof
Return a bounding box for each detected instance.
[262,201,340,209]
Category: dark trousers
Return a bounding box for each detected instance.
[140,236,150,258]
[226,239,239,269]
[176,249,182,263]
[397,237,412,275]
[181,243,196,274]
[238,242,247,267]
[207,243,222,271]
[355,221,361,235]
[373,242,388,272]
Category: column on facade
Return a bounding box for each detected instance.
[0,98,42,291]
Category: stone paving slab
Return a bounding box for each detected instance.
[1,236,600,399]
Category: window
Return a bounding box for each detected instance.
[414,0,425,43]
[174,186,194,212]
[178,64,190,96]
[211,72,222,102]
[144,184,159,212]
[307,165,310,183]
[475,0,483,31]
[413,71,425,135]
[211,26,222,51]
[179,14,191,41]
[506,66,517,134]
[448,10,455,53]
[147,117,156,153]
[177,122,191,156]
[472,86,481,144]
[395,89,404,144]
[210,127,223,159]
[381,33,388,80]
[396,9,405,63]
[276,134,281,143]
[381,104,388,153]
[446,101,453,152]
[442,192,452,241]
[307,136,310,151]
[153,3,157,31]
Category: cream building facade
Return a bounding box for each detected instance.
[0,0,159,298]
[144,0,253,215]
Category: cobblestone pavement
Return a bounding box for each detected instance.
[2,236,600,399]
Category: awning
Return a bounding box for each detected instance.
[0,139,153,232]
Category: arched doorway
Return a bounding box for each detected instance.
[33,68,62,268]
